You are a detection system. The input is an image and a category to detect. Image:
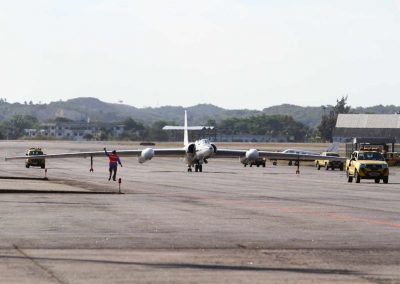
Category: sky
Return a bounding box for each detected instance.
[1,0,400,110]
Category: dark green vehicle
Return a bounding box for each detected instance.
[25,148,45,168]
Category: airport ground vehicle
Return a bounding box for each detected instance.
[315,152,344,171]
[243,157,266,167]
[25,148,46,168]
[346,150,389,183]
[386,152,400,166]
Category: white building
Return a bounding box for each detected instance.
[26,122,125,140]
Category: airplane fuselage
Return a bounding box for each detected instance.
[185,139,216,171]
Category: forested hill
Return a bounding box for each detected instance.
[0,97,399,127]
[262,104,400,127]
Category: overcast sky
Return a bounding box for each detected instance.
[1,0,399,110]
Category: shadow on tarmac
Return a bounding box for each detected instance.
[0,176,48,181]
[0,189,122,194]
[0,254,359,276]
[151,170,238,174]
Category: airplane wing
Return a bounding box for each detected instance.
[5,147,345,162]
[258,151,347,162]
[5,148,186,161]
[214,148,347,162]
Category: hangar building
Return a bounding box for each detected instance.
[333,114,400,143]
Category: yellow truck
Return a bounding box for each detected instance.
[346,151,389,183]
[315,152,344,171]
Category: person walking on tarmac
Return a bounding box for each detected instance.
[104,148,122,181]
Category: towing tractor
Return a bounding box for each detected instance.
[242,157,267,167]
[346,150,389,183]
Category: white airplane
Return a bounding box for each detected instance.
[5,111,345,173]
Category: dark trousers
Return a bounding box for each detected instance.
[109,164,117,181]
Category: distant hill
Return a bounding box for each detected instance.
[262,104,327,128]
[1,97,399,128]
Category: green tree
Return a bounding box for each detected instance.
[121,117,146,140]
[54,117,74,123]
[317,96,351,142]
[147,121,169,141]
[9,115,39,138]
[216,114,310,142]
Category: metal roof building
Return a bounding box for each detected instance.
[334,114,400,142]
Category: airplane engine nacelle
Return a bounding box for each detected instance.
[246,148,259,161]
[138,148,154,163]
[186,143,196,154]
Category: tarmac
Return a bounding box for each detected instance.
[1,141,400,283]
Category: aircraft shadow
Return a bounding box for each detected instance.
[0,189,121,194]
[152,171,238,174]
[0,176,48,181]
[0,254,359,276]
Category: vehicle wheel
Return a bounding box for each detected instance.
[199,165,203,172]
[383,177,389,184]
[262,163,266,168]
[244,164,247,167]
[187,168,192,172]
[317,163,321,170]
[195,165,199,172]
[273,161,277,166]
[25,164,29,168]
[288,161,293,166]
[41,164,45,169]
[250,164,252,167]
[355,171,361,183]
[374,178,380,183]
[256,164,260,167]
[325,163,329,170]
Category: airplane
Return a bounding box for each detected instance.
[273,142,340,166]
[5,111,345,174]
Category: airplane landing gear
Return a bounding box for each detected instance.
[90,155,94,172]
[194,164,203,172]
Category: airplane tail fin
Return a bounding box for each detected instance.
[326,142,339,153]
[184,110,189,146]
